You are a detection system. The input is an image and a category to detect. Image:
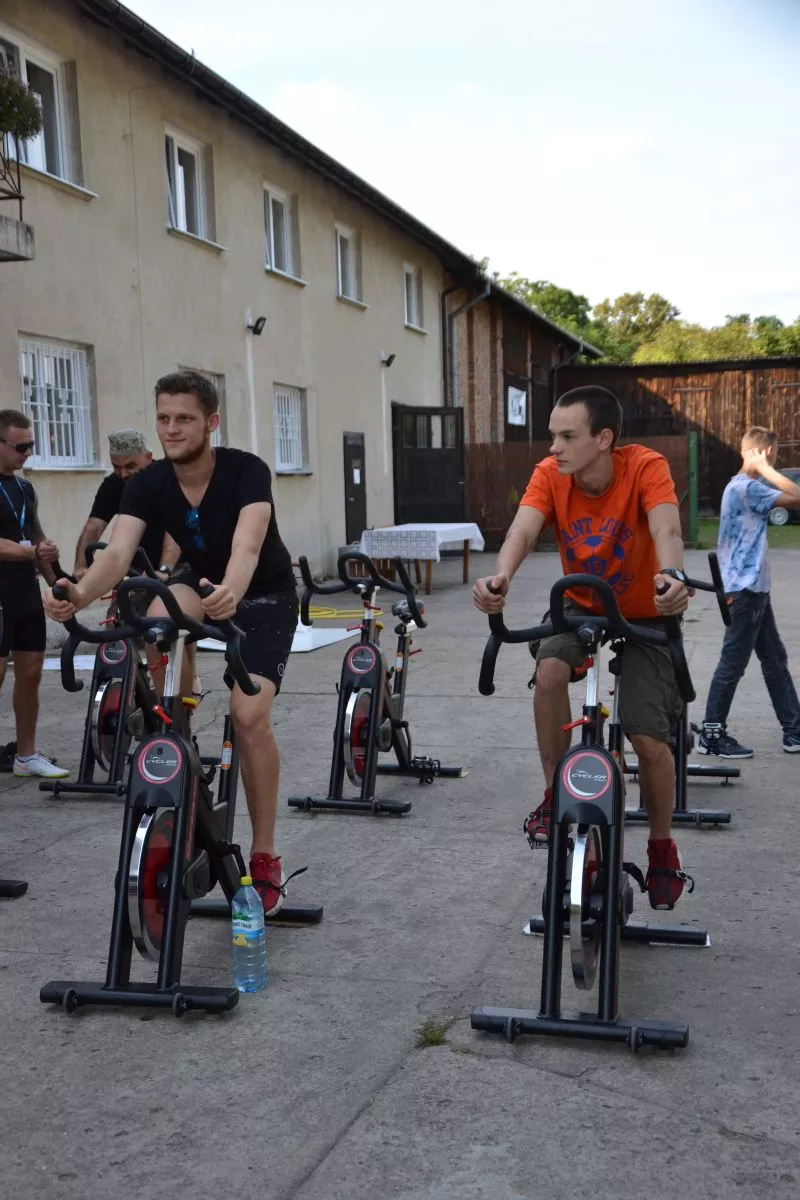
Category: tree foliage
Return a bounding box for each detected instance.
[485,262,800,364]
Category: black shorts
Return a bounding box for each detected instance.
[169,568,298,693]
[0,592,46,657]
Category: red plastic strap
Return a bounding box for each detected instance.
[153,705,173,726]
[562,716,590,731]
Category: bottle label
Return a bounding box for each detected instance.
[232,914,264,946]
[395,654,404,672]
[221,741,233,770]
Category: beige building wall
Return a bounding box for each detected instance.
[1,0,448,572]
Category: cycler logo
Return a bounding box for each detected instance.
[137,739,183,785]
[561,751,612,801]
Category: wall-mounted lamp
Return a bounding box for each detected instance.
[247,316,267,336]
[380,352,396,368]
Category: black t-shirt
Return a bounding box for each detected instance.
[119,447,295,596]
[90,472,166,569]
[0,473,39,603]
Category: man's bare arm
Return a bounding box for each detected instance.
[473,505,548,613]
[221,503,270,605]
[647,502,685,571]
[74,516,109,577]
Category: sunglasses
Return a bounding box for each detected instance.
[0,437,35,453]
[185,506,206,550]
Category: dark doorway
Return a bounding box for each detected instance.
[391,405,465,523]
[343,431,367,544]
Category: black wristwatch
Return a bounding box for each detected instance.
[660,567,687,584]
[158,563,173,578]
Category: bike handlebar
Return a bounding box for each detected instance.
[296,551,426,628]
[84,541,161,581]
[51,577,260,697]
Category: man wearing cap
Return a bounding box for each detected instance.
[73,429,176,578]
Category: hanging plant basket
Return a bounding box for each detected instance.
[0,66,43,141]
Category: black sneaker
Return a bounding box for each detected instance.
[783,732,800,754]
[697,722,754,759]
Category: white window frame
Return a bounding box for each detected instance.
[273,384,307,473]
[165,127,206,238]
[404,264,424,329]
[0,25,67,180]
[19,337,94,468]
[264,184,297,277]
[335,224,362,302]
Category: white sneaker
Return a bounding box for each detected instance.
[13,753,69,779]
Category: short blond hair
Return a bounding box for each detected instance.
[742,426,778,453]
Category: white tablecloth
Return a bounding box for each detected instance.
[359,522,484,562]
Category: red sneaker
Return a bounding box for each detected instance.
[249,853,285,917]
[646,839,694,910]
[523,788,552,847]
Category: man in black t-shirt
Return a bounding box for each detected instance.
[46,372,298,916]
[73,428,177,578]
[0,409,68,779]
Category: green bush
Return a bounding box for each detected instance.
[0,65,43,141]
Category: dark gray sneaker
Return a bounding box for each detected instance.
[783,732,800,754]
[697,722,754,759]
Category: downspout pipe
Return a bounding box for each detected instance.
[445,277,492,408]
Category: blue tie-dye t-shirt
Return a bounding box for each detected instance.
[718,473,782,593]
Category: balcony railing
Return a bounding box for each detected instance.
[0,135,23,221]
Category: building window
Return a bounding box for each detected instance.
[179,366,226,446]
[0,31,66,179]
[19,338,94,468]
[336,225,362,302]
[264,185,298,276]
[165,129,206,237]
[273,384,307,472]
[404,265,424,329]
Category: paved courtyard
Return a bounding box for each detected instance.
[2,548,799,1199]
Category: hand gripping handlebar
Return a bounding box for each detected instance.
[296,551,426,628]
[51,577,259,697]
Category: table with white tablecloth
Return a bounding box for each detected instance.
[358,522,485,593]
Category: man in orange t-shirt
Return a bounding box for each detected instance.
[473,385,693,910]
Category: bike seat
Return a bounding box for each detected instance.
[392,600,419,620]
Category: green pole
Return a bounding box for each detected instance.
[687,431,698,547]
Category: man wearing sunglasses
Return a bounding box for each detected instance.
[0,409,68,779]
[44,372,298,916]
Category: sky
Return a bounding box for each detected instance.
[125,0,800,327]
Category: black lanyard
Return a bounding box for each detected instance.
[0,477,27,535]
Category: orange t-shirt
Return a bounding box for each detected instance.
[520,444,679,618]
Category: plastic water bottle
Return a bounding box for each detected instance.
[231,876,267,993]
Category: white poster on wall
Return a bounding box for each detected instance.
[507,386,527,426]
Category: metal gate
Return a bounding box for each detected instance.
[391,404,465,524]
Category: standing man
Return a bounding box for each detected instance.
[698,427,800,757]
[45,372,298,916]
[474,386,693,910]
[73,428,176,578]
[0,409,68,779]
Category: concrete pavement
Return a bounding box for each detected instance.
[1,549,799,1199]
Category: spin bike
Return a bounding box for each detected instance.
[41,576,323,1017]
[624,552,737,826]
[288,551,463,816]
[41,543,166,801]
[471,575,708,1052]
[0,602,26,899]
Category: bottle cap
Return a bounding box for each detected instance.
[240,875,253,886]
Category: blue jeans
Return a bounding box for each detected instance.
[704,590,800,734]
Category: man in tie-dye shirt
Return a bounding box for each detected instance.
[698,426,800,757]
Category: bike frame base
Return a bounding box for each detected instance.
[190,898,324,924]
[287,794,412,816]
[624,804,731,826]
[470,1007,689,1050]
[39,780,127,799]
[528,915,710,947]
[375,763,463,778]
[0,878,27,899]
[40,980,239,1014]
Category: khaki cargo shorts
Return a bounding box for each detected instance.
[535,607,683,744]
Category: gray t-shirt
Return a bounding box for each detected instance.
[717,474,782,593]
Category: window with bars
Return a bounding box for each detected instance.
[165,129,207,238]
[1,30,65,179]
[19,338,94,467]
[264,184,299,276]
[273,384,307,472]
